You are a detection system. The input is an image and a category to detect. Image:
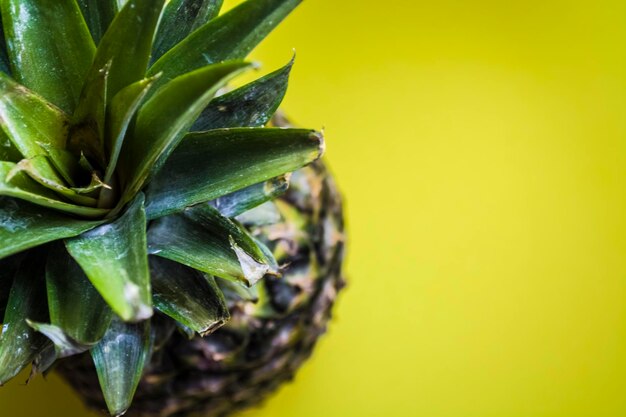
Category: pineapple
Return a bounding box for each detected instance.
[0,1,345,417]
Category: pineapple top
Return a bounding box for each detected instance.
[0,1,323,415]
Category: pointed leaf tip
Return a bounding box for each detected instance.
[312,130,326,160]
[148,205,275,286]
[104,75,161,185]
[92,317,152,417]
[145,128,323,219]
[88,0,166,101]
[192,57,294,131]
[149,0,302,84]
[229,235,272,286]
[150,257,229,336]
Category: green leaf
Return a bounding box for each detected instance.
[45,243,113,345]
[191,0,223,26]
[149,0,301,87]
[209,175,289,218]
[193,58,293,131]
[1,0,96,113]
[144,128,323,219]
[65,193,152,322]
[9,157,99,207]
[150,257,229,336]
[104,76,158,185]
[152,0,224,62]
[0,251,50,384]
[88,0,165,102]
[27,244,115,357]
[77,0,118,44]
[119,61,251,205]
[194,205,271,263]
[0,162,109,218]
[0,197,101,260]
[0,253,21,319]
[36,144,82,187]
[69,61,112,168]
[148,204,277,286]
[91,316,152,417]
[0,72,69,159]
[0,75,83,204]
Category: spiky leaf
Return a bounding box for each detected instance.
[0,197,101,260]
[104,76,158,184]
[145,128,323,219]
[209,176,289,218]
[0,72,68,159]
[0,162,108,218]
[65,194,152,322]
[70,61,112,167]
[91,317,152,417]
[119,61,251,205]
[152,0,224,62]
[1,0,96,113]
[36,145,81,187]
[148,205,277,286]
[149,0,301,88]
[150,257,229,336]
[88,0,165,102]
[46,243,113,345]
[9,157,98,207]
[193,58,293,131]
[0,251,50,384]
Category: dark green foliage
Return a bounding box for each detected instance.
[0,1,315,414]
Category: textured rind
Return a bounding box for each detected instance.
[55,159,346,417]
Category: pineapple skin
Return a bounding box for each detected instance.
[56,159,346,417]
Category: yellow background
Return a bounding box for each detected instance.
[3,0,626,416]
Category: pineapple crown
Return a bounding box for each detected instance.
[0,0,322,415]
